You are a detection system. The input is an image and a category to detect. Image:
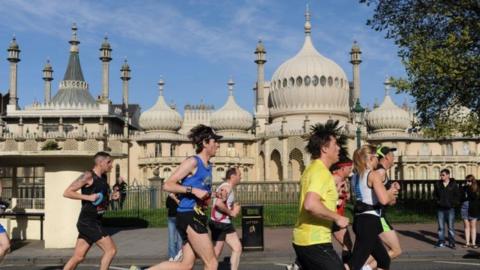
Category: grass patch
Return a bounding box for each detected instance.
[102,201,439,228]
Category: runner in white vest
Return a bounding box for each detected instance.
[210,167,242,270]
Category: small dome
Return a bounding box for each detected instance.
[43,60,53,71]
[367,80,410,133]
[268,8,349,121]
[210,79,253,132]
[100,36,111,50]
[8,37,19,50]
[139,79,183,132]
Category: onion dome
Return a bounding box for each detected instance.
[268,6,349,121]
[366,78,410,133]
[139,79,183,132]
[210,79,253,132]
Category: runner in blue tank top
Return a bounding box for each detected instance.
[133,124,221,270]
[0,178,10,263]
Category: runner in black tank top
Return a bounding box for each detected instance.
[63,151,117,270]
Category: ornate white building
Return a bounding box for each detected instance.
[1,10,479,197]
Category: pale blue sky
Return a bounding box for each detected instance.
[0,0,410,114]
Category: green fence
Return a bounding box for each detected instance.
[103,182,300,228]
[102,180,445,228]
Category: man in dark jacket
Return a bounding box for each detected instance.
[433,169,460,248]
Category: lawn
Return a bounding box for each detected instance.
[102,201,438,228]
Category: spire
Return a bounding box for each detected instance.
[99,36,112,62]
[120,58,131,80]
[42,59,53,80]
[7,36,20,62]
[158,77,165,96]
[228,78,234,96]
[384,76,391,96]
[63,24,85,81]
[304,3,311,35]
[69,23,80,53]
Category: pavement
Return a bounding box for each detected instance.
[2,222,480,267]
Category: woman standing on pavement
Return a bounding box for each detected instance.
[461,175,479,248]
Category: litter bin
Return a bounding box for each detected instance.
[241,205,264,251]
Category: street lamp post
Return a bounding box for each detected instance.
[352,98,365,149]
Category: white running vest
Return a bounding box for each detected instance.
[211,182,235,224]
[353,169,381,216]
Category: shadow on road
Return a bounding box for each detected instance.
[397,229,437,245]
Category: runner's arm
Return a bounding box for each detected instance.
[63,171,96,201]
[163,157,207,199]
[304,192,348,227]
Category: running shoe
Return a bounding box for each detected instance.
[129,265,142,270]
[434,242,445,248]
[173,249,183,261]
[285,261,300,270]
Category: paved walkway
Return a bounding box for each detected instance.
[3,222,480,266]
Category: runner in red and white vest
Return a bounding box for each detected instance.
[209,167,242,270]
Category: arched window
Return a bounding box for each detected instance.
[420,143,429,155]
[458,167,466,179]
[304,76,311,86]
[433,167,441,179]
[463,142,470,155]
[296,76,302,86]
[170,143,176,156]
[328,76,333,86]
[243,167,248,181]
[320,76,326,86]
[155,143,162,157]
[420,167,428,180]
[407,167,415,180]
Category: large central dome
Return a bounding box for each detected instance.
[269,9,350,123]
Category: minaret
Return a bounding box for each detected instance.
[228,78,234,96]
[120,59,131,113]
[350,40,362,109]
[7,36,20,107]
[42,59,53,104]
[99,36,112,103]
[254,39,267,131]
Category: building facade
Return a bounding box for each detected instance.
[0,11,479,214]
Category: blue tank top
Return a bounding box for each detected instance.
[177,155,213,213]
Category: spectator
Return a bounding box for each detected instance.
[433,169,460,249]
[166,193,183,261]
[110,185,120,211]
[116,177,128,209]
[461,175,478,248]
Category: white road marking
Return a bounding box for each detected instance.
[434,260,480,266]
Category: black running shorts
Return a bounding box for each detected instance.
[209,220,236,242]
[176,211,208,244]
[76,216,109,245]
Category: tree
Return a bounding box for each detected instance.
[360,0,480,137]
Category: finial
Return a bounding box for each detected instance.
[227,78,235,96]
[384,76,392,96]
[69,23,80,52]
[158,77,165,96]
[304,3,311,35]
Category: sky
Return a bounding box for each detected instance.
[0,0,411,114]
